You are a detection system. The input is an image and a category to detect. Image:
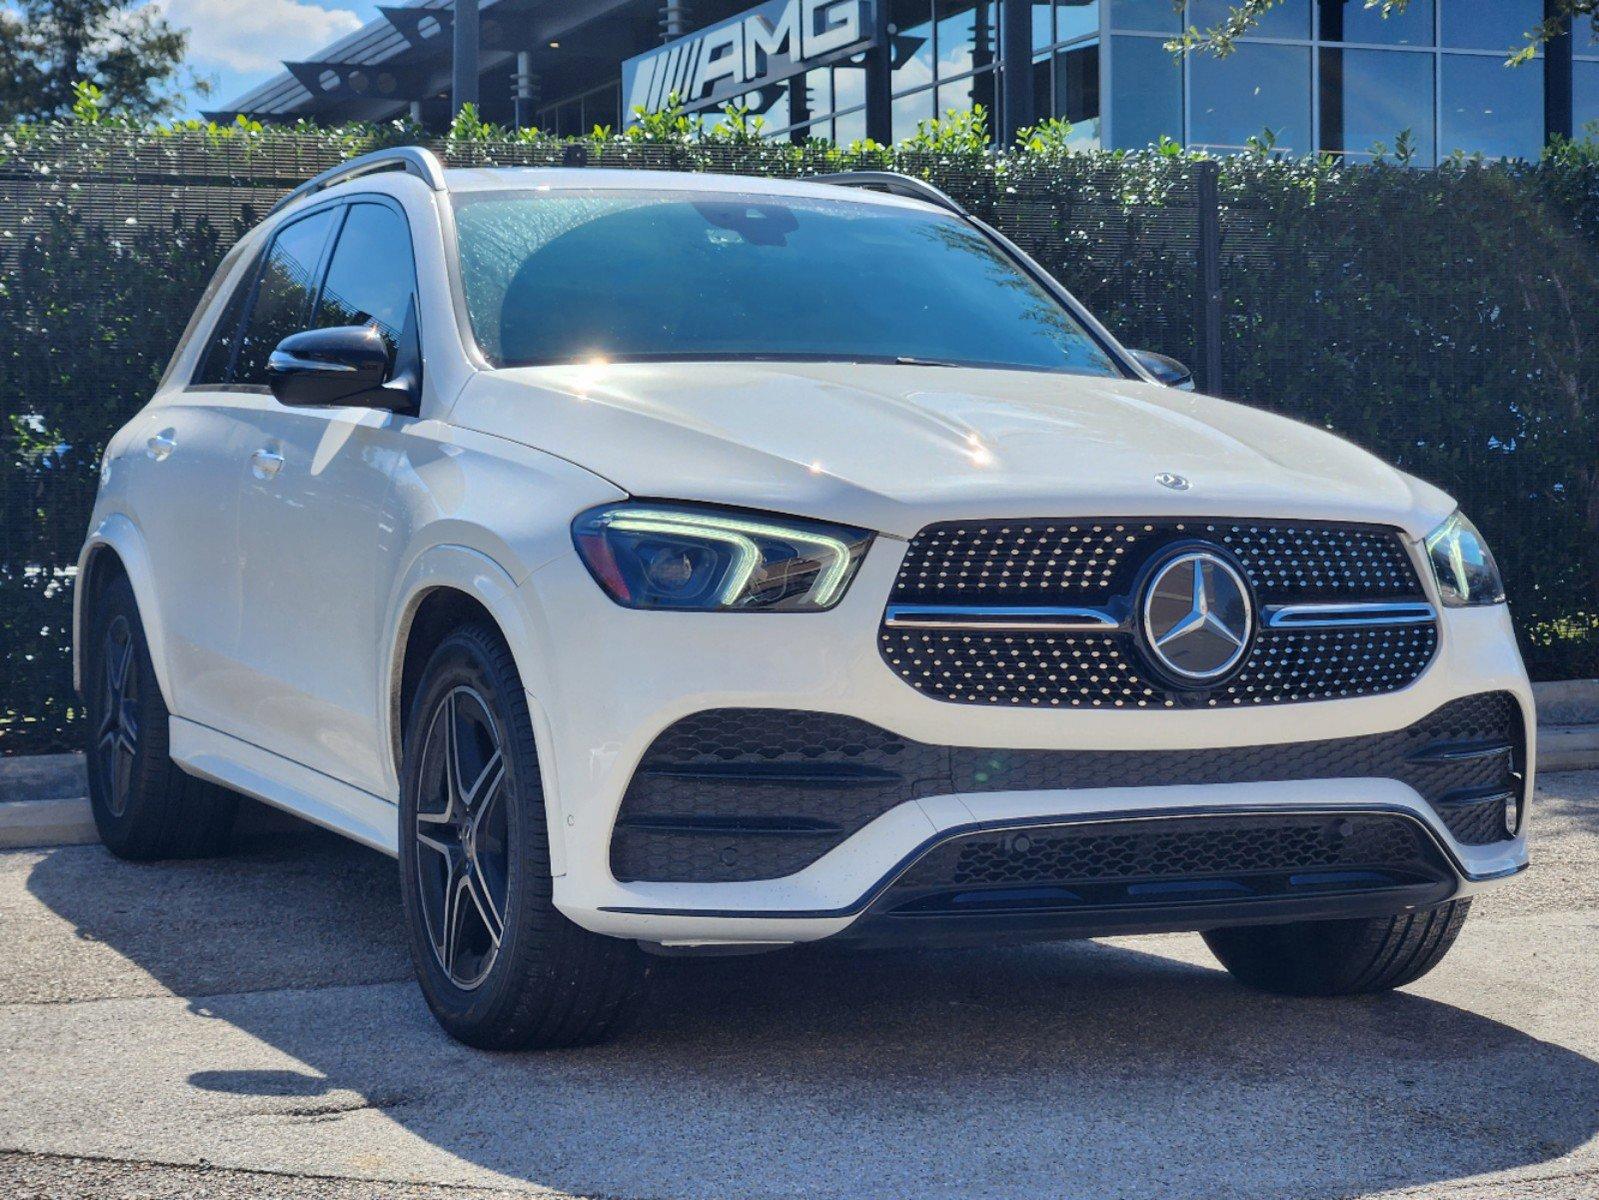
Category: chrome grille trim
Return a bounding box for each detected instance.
[883,604,1122,632]
[1263,601,1438,629]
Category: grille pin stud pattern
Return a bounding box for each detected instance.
[880,519,1438,708]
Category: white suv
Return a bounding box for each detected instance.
[76,148,1532,1049]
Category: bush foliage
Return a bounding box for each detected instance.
[2,115,1596,751]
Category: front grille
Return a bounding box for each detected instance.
[880,517,1437,708]
[891,519,1422,606]
[608,692,1525,883]
[879,812,1454,917]
[882,622,1439,710]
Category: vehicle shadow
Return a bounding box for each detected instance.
[24,815,1599,1200]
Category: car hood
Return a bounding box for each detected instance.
[450,361,1454,540]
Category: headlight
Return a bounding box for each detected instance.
[1424,511,1505,607]
[572,502,872,611]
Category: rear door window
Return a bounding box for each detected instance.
[229,207,340,387]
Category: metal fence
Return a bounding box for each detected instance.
[2,128,1595,752]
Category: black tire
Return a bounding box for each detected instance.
[84,572,237,860]
[1203,899,1472,997]
[397,619,648,1050]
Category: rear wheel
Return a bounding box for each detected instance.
[84,573,237,859]
[398,619,648,1050]
[1203,900,1471,996]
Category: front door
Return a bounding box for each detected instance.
[229,200,421,797]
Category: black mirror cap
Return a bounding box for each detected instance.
[1130,349,1196,392]
[268,325,413,410]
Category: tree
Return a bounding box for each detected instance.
[0,0,202,123]
[1174,0,1598,63]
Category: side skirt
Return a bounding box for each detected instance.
[169,716,399,857]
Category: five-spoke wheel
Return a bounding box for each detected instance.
[84,571,236,860]
[397,618,647,1049]
[413,686,510,990]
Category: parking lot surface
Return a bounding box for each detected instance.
[2,772,1597,1200]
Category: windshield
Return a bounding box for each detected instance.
[451,188,1124,376]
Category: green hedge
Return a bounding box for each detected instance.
[2,121,1596,753]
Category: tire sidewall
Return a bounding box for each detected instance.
[398,628,545,1033]
[85,576,164,846]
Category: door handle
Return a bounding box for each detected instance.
[146,433,176,461]
[250,448,285,480]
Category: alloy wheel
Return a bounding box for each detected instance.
[95,615,140,817]
[413,686,511,990]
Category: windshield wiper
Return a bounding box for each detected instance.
[892,355,966,368]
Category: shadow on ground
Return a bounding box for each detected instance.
[24,810,1599,1200]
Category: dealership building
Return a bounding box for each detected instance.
[219,0,1599,165]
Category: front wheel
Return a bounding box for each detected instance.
[1203,900,1471,997]
[397,620,648,1050]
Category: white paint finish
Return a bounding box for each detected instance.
[451,361,1457,539]
[227,397,406,796]
[75,163,1533,963]
[169,717,398,855]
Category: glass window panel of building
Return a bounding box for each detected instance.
[1032,2,1100,144]
[1106,0,1568,164]
[1322,46,1435,161]
[1327,0,1434,46]
[1190,41,1313,153]
[1579,22,1599,140]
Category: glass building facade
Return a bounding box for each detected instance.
[227,0,1596,163]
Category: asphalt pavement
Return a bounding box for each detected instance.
[2,772,1597,1200]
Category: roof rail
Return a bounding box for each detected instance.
[808,171,968,217]
[268,146,448,216]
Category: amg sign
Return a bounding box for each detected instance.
[622,0,876,117]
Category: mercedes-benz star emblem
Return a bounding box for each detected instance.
[1141,550,1252,682]
[1155,472,1190,491]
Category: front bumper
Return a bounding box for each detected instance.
[516,542,1533,948]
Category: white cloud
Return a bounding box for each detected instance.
[155,0,365,74]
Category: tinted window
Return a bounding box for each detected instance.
[1324,47,1435,163]
[1190,0,1308,39]
[1441,0,1541,51]
[312,203,418,366]
[1108,0,1176,33]
[1110,34,1182,147]
[1440,54,1543,160]
[1329,0,1433,46]
[192,255,260,385]
[231,208,339,386]
[1191,42,1312,154]
[453,191,1122,377]
[1577,61,1599,138]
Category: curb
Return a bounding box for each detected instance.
[0,797,98,850]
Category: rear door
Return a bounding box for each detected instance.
[227,199,421,796]
[137,206,341,736]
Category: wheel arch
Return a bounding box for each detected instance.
[74,515,176,710]
[382,544,568,875]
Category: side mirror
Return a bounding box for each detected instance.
[1131,349,1195,391]
[268,325,411,410]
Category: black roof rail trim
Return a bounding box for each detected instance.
[808,171,968,217]
[269,146,447,216]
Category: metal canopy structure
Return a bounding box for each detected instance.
[210,0,645,129]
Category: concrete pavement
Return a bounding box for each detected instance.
[1,774,1597,1200]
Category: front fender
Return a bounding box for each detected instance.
[378,543,570,876]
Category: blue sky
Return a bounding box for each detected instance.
[152,0,384,115]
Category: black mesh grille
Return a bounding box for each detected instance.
[878,812,1454,917]
[608,692,1525,883]
[881,517,1436,708]
[897,813,1437,890]
[1438,793,1515,845]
